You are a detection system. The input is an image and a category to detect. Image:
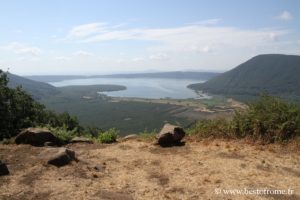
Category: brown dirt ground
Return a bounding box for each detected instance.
[0,139,299,200]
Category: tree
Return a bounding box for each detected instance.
[0,70,82,140]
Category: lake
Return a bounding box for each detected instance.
[49,78,210,99]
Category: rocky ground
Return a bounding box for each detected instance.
[0,138,299,200]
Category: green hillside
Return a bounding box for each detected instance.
[7,73,59,99]
[188,54,300,101]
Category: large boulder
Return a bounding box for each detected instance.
[15,128,59,146]
[157,124,185,146]
[70,136,93,144]
[39,147,77,167]
[0,160,9,176]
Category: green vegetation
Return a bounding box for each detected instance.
[187,119,232,138]
[41,91,192,135]
[58,84,126,96]
[0,70,82,140]
[2,67,300,144]
[7,72,59,99]
[2,70,193,136]
[47,125,79,143]
[197,96,228,109]
[139,129,157,140]
[232,95,300,142]
[97,128,118,143]
[188,54,300,102]
[188,95,300,143]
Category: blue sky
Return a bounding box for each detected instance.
[0,0,299,75]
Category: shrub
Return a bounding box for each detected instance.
[47,125,78,144]
[97,128,118,143]
[188,95,300,143]
[139,129,157,140]
[187,119,233,138]
[232,94,300,142]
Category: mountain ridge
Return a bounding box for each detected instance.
[25,71,220,82]
[7,73,59,99]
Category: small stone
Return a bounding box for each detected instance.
[44,142,56,146]
[93,173,98,178]
[39,147,77,167]
[70,137,93,144]
[122,134,138,141]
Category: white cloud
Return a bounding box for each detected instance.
[132,57,145,62]
[188,18,222,26]
[73,50,94,57]
[269,32,279,41]
[5,42,42,56]
[149,53,169,60]
[198,45,214,53]
[65,22,287,55]
[277,11,293,21]
[67,22,107,39]
[55,56,70,61]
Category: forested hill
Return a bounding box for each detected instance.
[7,73,59,99]
[188,54,300,101]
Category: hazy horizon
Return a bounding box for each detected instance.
[1,0,299,75]
[22,69,224,76]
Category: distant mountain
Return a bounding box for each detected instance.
[94,71,220,80]
[25,75,86,82]
[188,54,300,101]
[7,73,59,99]
[26,71,220,82]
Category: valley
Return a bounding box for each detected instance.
[1,1,300,199]
[41,85,239,135]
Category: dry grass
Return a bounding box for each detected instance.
[0,139,299,200]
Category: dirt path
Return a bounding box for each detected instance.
[0,139,299,200]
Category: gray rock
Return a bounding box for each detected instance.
[157,124,185,146]
[40,147,77,167]
[44,141,56,146]
[70,136,93,144]
[0,160,9,176]
[15,128,59,146]
[122,134,138,141]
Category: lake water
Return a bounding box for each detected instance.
[50,78,210,99]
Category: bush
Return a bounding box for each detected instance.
[232,94,300,142]
[48,126,78,143]
[97,128,118,143]
[187,119,233,138]
[139,129,157,140]
[188,95,300,143]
